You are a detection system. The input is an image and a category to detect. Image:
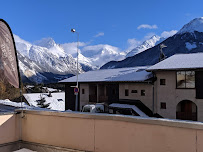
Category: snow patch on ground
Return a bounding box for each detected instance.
[23,92,65,111]
[185,42,197,50]
[0,99,29,108]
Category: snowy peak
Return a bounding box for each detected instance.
[33,37,67,57]
[34,37,56,49]
[126,35,163,58]
[82,44,125,67]
[14,34,32,57]
[178,17,203,34]
[77,53,92,66]
[82,44,121,57]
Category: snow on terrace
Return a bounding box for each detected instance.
[147,53,203,71]
[60,66,152,83]
[23,92,65,111]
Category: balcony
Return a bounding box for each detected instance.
[0,109,203,151]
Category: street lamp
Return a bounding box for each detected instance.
[71,28,79,111]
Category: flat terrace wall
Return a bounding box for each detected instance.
[0,114,20,145]
[0,113,20,151]
[21,110,203,152]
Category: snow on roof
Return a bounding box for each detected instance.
[60,66,152,83]
[109,103,148,117]
[147,53,203,71]
[23,92,65,111]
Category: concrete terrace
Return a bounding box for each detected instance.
[1,110,203,152]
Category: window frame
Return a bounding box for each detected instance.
[160,79,166,85]
[176,71,195,89]
[82,88,85,94]
[160,102,166,109]
[125,89,129,96]
[141,90,145,96]
[131,90,138,93]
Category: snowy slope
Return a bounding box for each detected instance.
[178,17,203,34]
[14,34,32,57]
[34,37,67,57]
[126,35,164,58]
[18,52,48,83]
[14,35,85,83]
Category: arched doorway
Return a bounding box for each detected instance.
[176,100,197,121]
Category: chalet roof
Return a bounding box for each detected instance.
[60,66,152,83]
[147,53,203,71]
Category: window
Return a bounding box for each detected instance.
[82,89,85,94]
[141,90,145,96]
[160,102,166,109]
[160,79,166,85]
[131,90,138,93]
[177,71,195,88]
[112,89,116,95]
[125,89,129,96]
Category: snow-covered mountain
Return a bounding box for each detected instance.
[177,17,203,34]
[101,17,203,69]
[81,44,125,67]
[34,38,67,57]
[126,35,165,58]
[14,35,84,83]
[15,34,126,83]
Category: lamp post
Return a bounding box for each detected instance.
[71,28,79,111]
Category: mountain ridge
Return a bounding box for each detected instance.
[101,17,203,69]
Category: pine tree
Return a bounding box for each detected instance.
[36,94,50,108]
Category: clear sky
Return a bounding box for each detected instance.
[0,0,202,50]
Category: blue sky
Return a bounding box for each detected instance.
[0,0,202,50]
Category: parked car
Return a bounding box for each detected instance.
[82,104,105,113]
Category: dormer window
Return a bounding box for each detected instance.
[177,71,195,88]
